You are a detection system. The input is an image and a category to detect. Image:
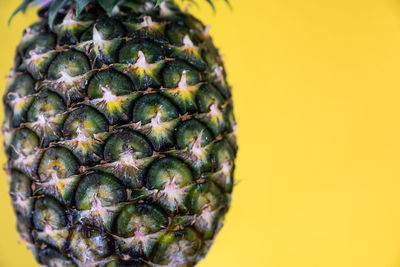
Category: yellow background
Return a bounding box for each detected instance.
[1,0,400,266]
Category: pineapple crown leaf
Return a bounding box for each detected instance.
[10,0,229,27]
[8,0,34,25]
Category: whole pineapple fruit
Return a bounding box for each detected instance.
[3,0,237,266]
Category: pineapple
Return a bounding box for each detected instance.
[3,0,237,266]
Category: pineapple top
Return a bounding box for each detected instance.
[11,0,229,28]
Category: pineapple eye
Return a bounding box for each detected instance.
[188,181,226,239]
[104,130,153,162]
[172,119,214,176]
[117,203,168,236]
[9,128,40,176]
[162,60,201,89]
[53,10,94,46]
[119,40,164,64]
[38,247,77,267]
[48,50,90,80]
[26,90,67,146]
[194,85,227,135]
[152,228,200,265]
[160,61,204,114]
[132,94,178,124]
[9,170,32,217]
[89,69,135,98]
[70,227,111,263]
[45,50,92,104]
[123,16,167,43]
[27,91,65,118]
[175,119,213,149]
[168,34,206,70]
[100,129,153,188]
[114,203,168,257]
[62,106,108,164]
[87,69,136,124]
[64,106,108,138]
[147,157,193,212]
[75,172,126,210]
[5,74,34,99]
[24,32,56,57]
[166,25,196,46]
[209,140,236,193]
[4,73,35,128]
[81,19,126,42]
[79,19,126,66]
[131,94,179,150]
[33,197,66,231]
[38,147,79,181]
[211,140,236,167]
[195,84,224,113]
[36,147,81,205]
[9,171,31,198]
[115,45,166,90]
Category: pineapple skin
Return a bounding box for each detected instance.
[2,1,237,266]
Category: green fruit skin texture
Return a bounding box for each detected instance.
[3,0,237,266]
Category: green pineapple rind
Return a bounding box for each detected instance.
[4,1,237,266]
